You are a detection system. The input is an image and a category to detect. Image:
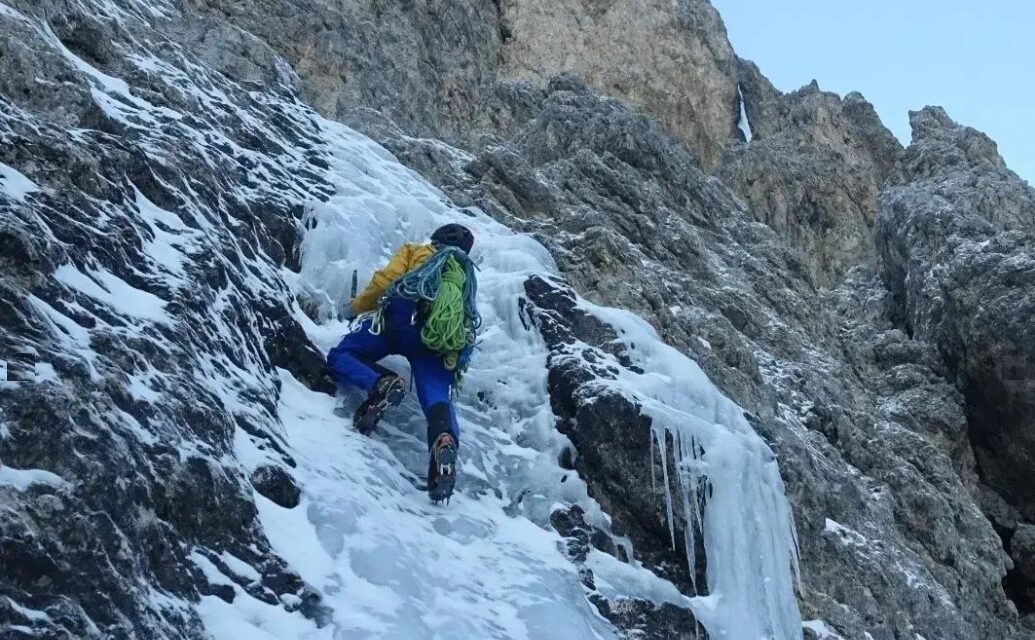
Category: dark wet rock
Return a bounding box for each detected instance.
[1014,526,1035,582]
[549,505,620,562]
[550,504,705,639]
[589,595,706,640]
[250,464,301,509]
[261,305,336,395]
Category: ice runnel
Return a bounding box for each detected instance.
[270,118,801,639]
[737,85,753,142]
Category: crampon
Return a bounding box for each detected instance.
[427,433,458,505]
[353,375,405,435]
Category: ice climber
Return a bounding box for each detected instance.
[326,224,479,503]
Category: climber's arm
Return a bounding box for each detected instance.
[350,245,413,314]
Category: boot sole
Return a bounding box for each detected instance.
[429,444,458,504]
[355,380,406,434]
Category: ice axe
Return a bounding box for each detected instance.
[345,268,359,325]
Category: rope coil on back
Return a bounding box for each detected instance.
[369,246,480,372]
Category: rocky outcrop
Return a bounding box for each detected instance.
[191,0,742,170]
[189,0,504,146]
[875,108,1035,623]
[0,1,332,635]
[718,60,903,286]
[499,0,738,170]
[520,275,703,594]
[549,504,706,639]
[877,107,1035,522]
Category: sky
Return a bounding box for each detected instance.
[711,0,1034,185]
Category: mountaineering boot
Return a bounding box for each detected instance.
[427,432,458,504]
[353,374,405,435]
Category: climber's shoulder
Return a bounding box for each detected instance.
[398,242,435,269]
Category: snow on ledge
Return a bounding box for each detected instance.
[803,619,846,639]
[0,162,38,203]
[0,465,67,492]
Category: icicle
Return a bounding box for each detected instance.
[653,425,677,551]
[649,425,657,492]
[641,410,801,639]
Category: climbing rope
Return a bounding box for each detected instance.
[420,256,468,354]
[369,246,481,374]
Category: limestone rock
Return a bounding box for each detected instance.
[499,0,739,169]
[718,59,904,286]
[877,107,1035,520]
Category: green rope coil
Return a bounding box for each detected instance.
[370,246,480,373]
[420,256,468,355]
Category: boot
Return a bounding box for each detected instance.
[425,402,458,503]
[353,374,405,434]
[427,432,458,504]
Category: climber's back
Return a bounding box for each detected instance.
[326,222,477,504]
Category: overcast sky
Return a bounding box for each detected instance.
[712,0,1034,185]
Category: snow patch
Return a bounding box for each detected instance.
[54,263,170,323]
[0,465,67,492]
[0,162,38,202]
[824,518,868,547]
[190,552,234,588]
[196,589,320,640]
[804,619,845,639]
[27,295,100,381]
[33,362,58,382]
[220,552,261,584]
[4,597,52,624]
[127,371,162,403]
[134,187,193,280]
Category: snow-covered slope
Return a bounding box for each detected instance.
[0,1,802,637]
[250,118,803,639]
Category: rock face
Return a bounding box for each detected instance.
[0,1,332,635]
[719,60,904,286]
[877,107,1035,525]
[191,0,741,170]
[499,0,739,170]
[188,0,505,147]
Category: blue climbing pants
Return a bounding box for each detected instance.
[327,298,459,447]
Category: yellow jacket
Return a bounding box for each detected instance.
[350,243,436,313]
